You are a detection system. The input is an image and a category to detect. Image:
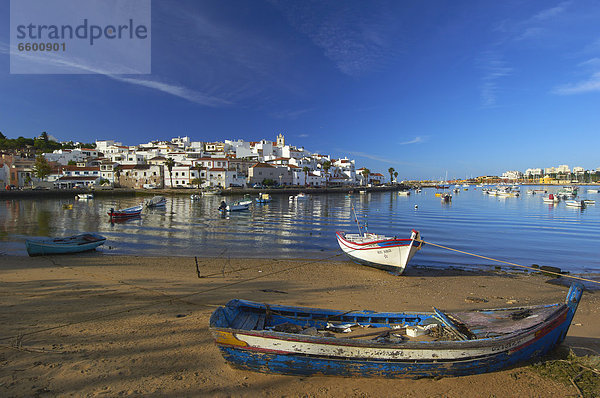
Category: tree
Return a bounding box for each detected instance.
[322,161,331,187]
[388,167,395,184]
[33,155,52,181]
[394,171,398,182]
[114,167,121,187]
[40,131,49,142]
[302,166,310,187]
[165,158,175,188]
[0,131,5,139]
[191,177,204,189]
[361,168,370,186]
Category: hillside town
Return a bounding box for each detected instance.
[0,134,388,190]
[2,132,600,190]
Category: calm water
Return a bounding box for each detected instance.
[1,186,600,274]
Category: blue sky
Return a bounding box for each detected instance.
[1,0,600,180]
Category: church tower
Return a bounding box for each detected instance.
[276,133,285,147]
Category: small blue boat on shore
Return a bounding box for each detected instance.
[26,233,107,256]
[210,283,583,378]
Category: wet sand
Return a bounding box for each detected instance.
[1,255,598,397]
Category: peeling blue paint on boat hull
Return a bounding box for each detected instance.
[211,284,583,378]
[216,319,570,378]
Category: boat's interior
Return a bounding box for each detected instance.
[212,299,564,343]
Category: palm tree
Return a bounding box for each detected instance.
[114,167,121,187]
[388,167,395,184]
[394,171,398,183]
[322,161,331,187]
[191,177,204,189]
[302,166,310,187]
[361,168,370,186]
[165,158,175,188]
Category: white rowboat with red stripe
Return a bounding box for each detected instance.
[336,230,422,274]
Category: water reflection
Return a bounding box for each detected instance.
[1,187,600,273]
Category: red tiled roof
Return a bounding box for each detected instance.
[250,162,275,168]
[63,166,100,171]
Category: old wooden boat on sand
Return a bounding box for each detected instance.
[210,283,583,378]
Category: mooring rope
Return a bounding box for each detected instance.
[417,239,600,285]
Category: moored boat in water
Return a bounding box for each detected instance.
[565,199,585,208]
[256,193,271,203]
[145,196,166,208]
[26,233,106,256]
[209,283,584,378]
[218,200,250,213]
[108,204,143,219]
[542,194,559,204]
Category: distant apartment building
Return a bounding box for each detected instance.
[0,161,9,188]
[248,162,293,186]
[117,164,163,189]
[525,168,543,178]
[44,148,100,165]
[100,161,119,185]
[501,170,523,180]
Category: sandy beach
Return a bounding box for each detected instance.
[1,255,598,397]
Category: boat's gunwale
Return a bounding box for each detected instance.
[335,231,413,249]
[210,298,568,351]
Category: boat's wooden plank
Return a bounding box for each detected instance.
[232,312,261,330]
[256,314,266,331]
[433,307,474,340]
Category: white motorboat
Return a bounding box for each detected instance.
[218,200,250,213]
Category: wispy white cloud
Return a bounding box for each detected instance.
[531,1,571,22]
[578,57,600,68]
[553,53,600,95]
[493,2,572,43]
[398,136,426,145]
[478,51,512,108]
[553,71,600,95]
[298,133,309,138]
[270,0,401,77]
[110,76,232,107]
[3,41,232,107]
